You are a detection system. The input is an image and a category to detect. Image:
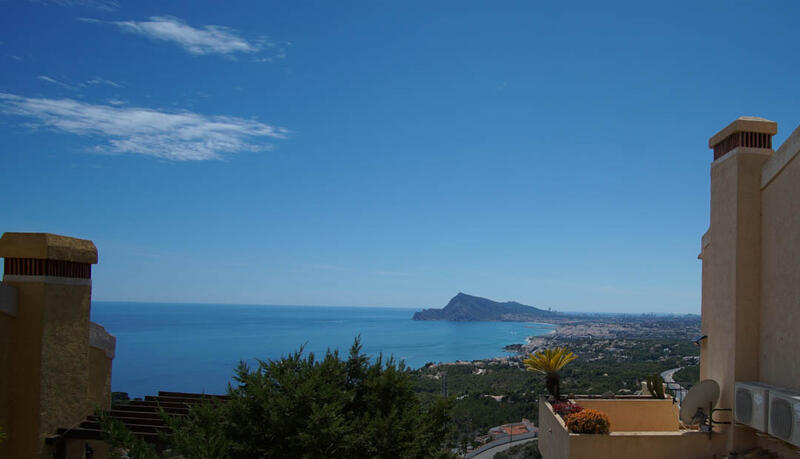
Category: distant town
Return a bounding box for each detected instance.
[409,296,701,454]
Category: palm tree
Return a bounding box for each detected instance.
[523,347,577,401]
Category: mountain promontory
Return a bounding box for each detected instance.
[412,293,558,322]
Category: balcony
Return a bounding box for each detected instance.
[538,397,726,459]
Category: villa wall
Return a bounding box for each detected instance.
[759,130,800,392]
[0,300,14,456]
[566,431,726,459]
[88,325,115,411]
[700,146,770,453]
[538,400,572,459]
[538,400,726,459]
[2,280,47,458]
[698,119,800,456]
[576,399,679,432]
[39,281,93,447]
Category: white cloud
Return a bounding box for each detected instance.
[86,77,122,88]
[0,93,288,161]
[38,75,76,90]
[95,16,287,58]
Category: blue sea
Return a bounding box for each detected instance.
[91,302,555,398]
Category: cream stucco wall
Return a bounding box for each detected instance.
[538,400,572,459]
[700,147,771,453]
[699,120,800,456]
[567,431,727,459]
[88,346,113,411]
[759,147,800,392]
[576,399,679,432]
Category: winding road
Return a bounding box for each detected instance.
[470,437,537,459]
[661,367,686,403]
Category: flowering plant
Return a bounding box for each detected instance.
[552,402,583,417]
[565,409,611,434]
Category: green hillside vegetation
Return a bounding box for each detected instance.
[674,365,700,384]
[101,337,698,455]
[410,337,698,443]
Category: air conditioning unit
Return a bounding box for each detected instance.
[735,382,771,432]
[768,389,800,447]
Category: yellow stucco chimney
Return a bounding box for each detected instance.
[0,232,114,458]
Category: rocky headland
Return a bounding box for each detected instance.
[412,292,560,322]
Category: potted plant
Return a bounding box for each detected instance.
[523,347,576,401]
[552,401,583,419]
[564,409,611,434]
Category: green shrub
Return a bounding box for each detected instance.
[564,409,610,434]
[225,338,453,458]
[98,338,454,458]
[674,365,699,384]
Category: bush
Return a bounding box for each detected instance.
[99,338,454,458]
[224,338,453,458]
[674,365,699,384]
[564,409,610,434]
[551,402,583,418]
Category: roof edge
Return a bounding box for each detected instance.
[0,232,98,264]
[762,123,800,189]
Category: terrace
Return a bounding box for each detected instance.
[538,396,726,459]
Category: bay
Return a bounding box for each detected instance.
[91,301,555,397]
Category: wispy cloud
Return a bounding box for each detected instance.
[0,92,288,161]
[85,77,122,88]
[38,75,123,90]
[83,16,288,59]
[38,75,76,90]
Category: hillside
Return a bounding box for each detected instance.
[412,293,558,322]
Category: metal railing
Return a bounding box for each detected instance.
[665,381,695,404]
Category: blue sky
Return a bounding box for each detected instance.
[1,1,799,313]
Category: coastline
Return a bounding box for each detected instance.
[94,302,558,397]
